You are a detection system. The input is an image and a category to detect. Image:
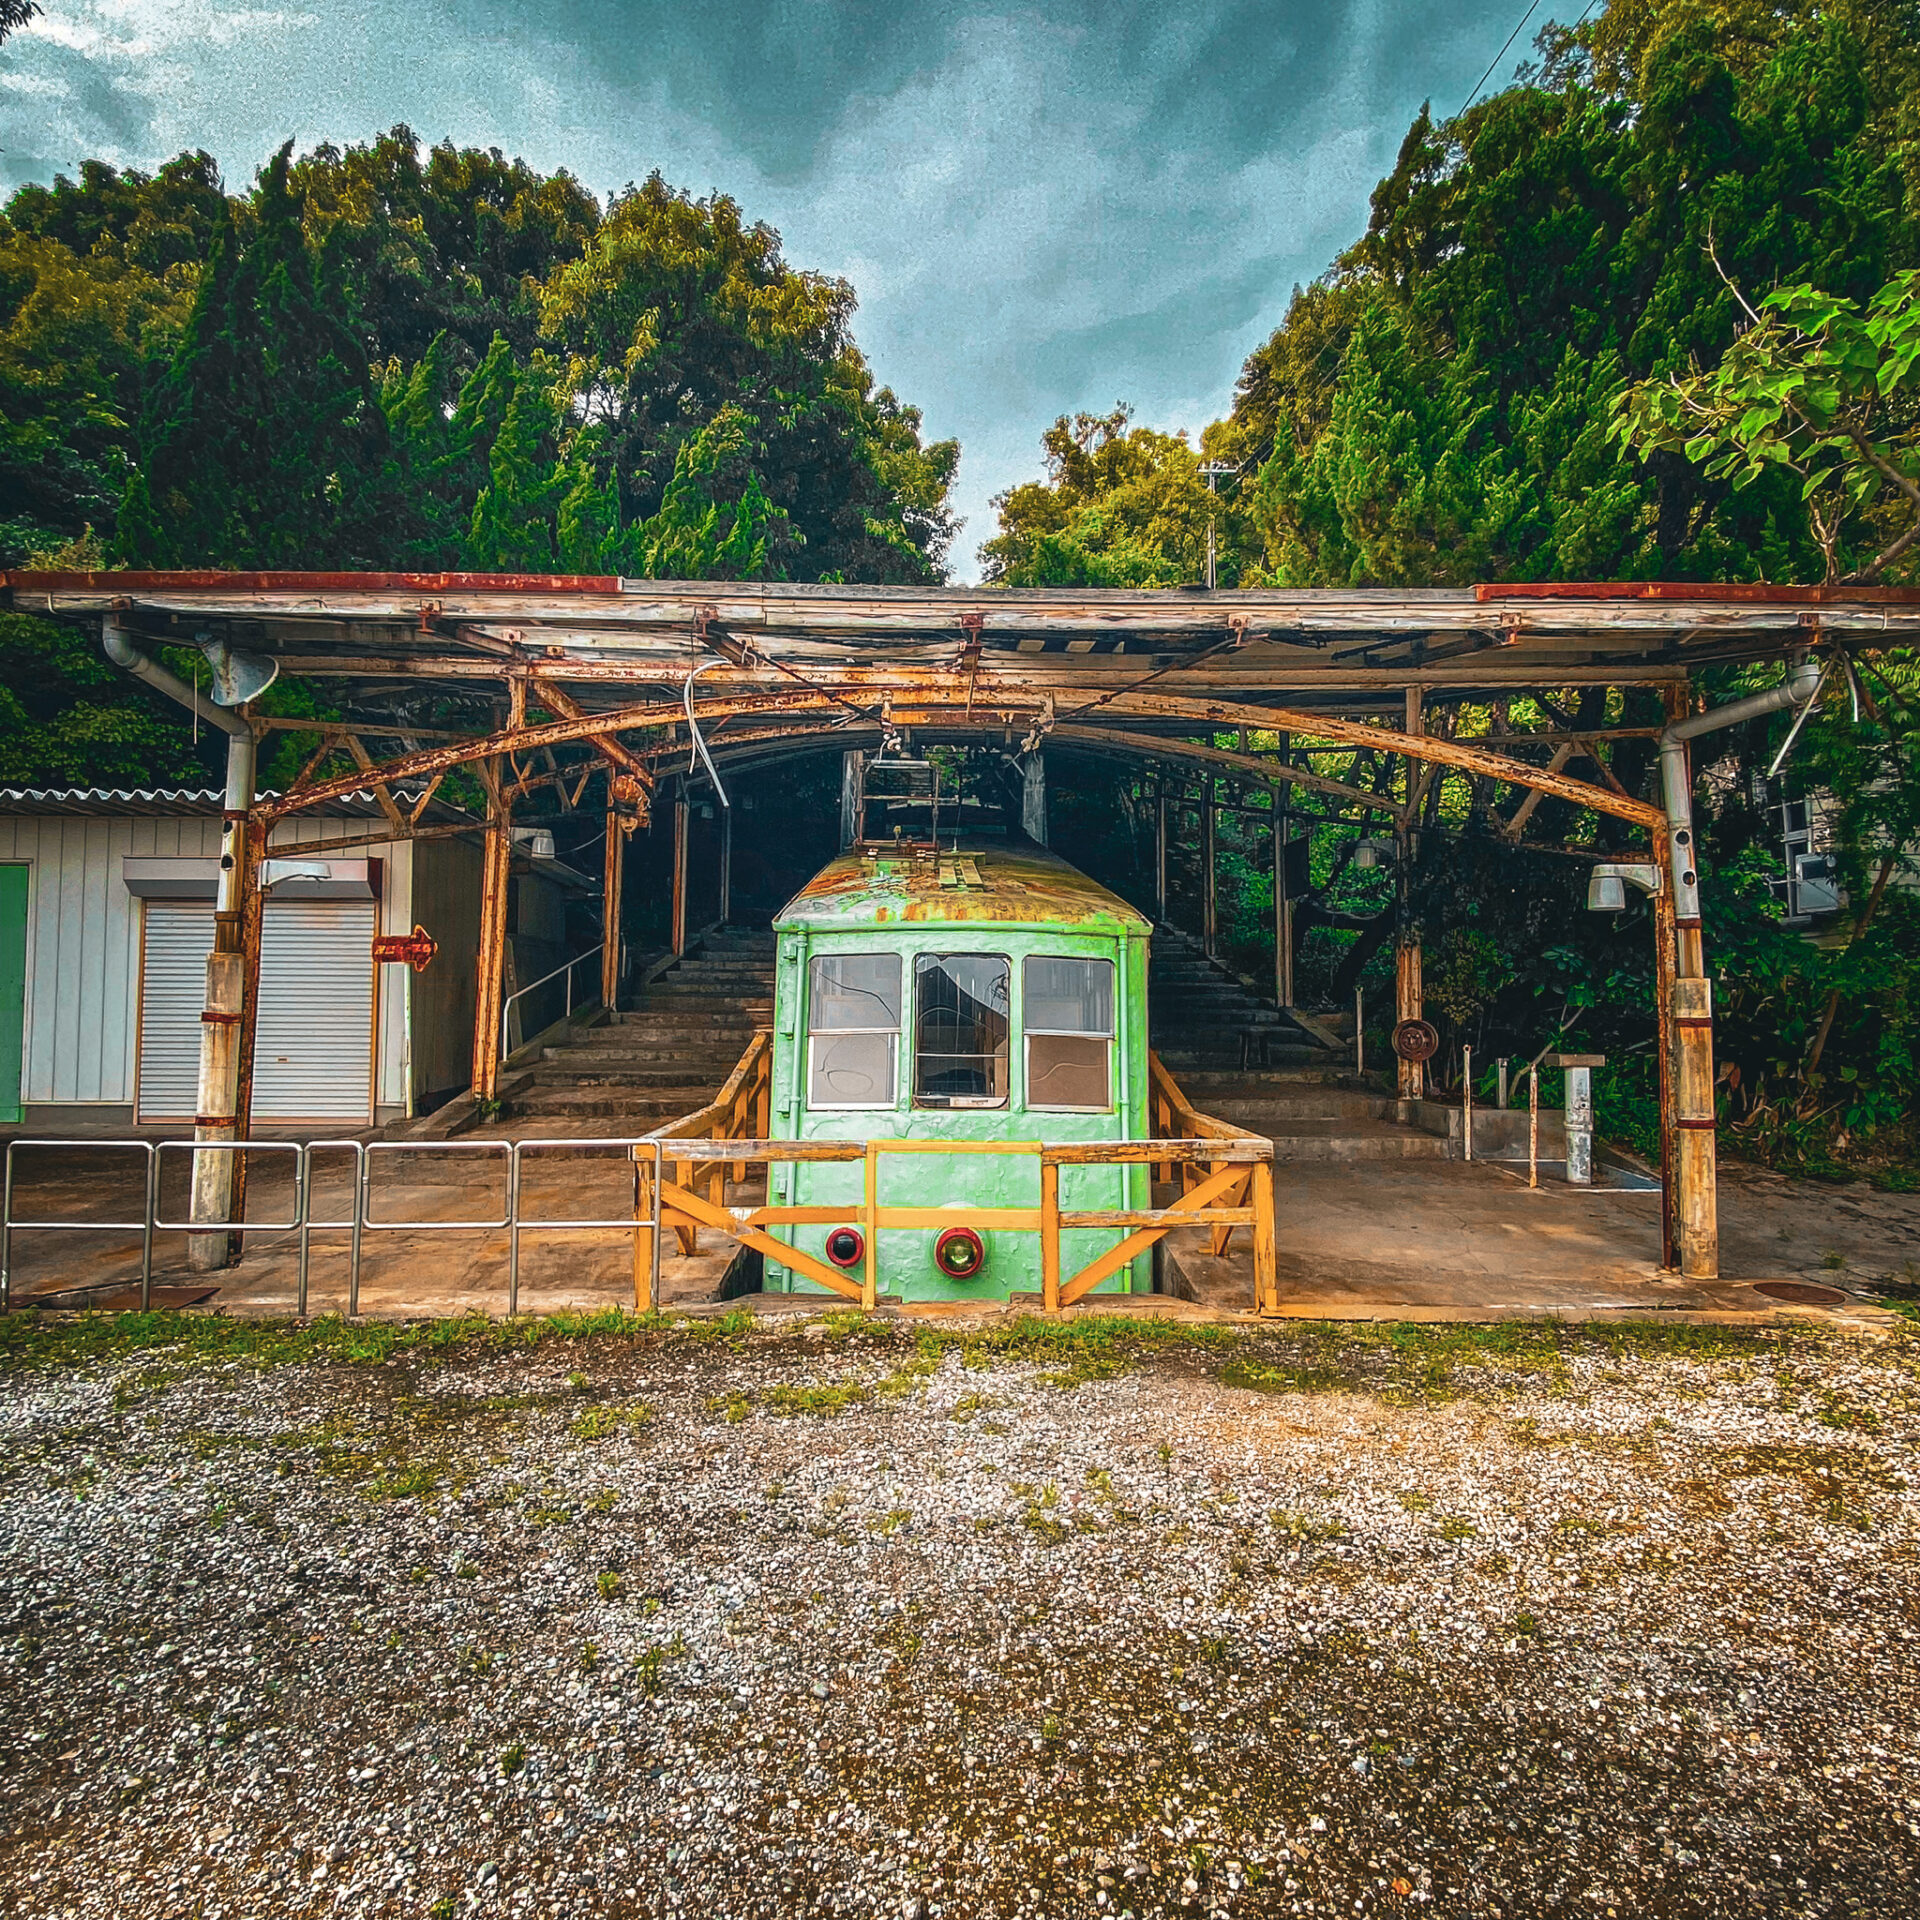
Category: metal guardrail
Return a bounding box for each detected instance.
[0,1135,669,1317]
[2,1121,1276,1316]
[501,947,601,1058]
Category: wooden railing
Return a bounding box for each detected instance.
[637,1038,1278,1312]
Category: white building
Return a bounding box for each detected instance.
[0,789,593,1129]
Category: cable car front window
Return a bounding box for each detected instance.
[1024,956,1114,1111]
[807,953,900,1109]
[913,953,1009,1108]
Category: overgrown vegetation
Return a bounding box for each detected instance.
[1035,0,1920,1185]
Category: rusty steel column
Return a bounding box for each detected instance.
[223,812,268,1265]
[601,802,627,1012]
[1396,687,1425,1103]
[719,799,733,925]
[189,727,257,1273]
[1660,687,1715,1277]
[469,768,513,1104]
[1201,777,1217,957]
[1271,788,1293,1008]
[671,785,690,957]
[1653,839,1680,1272]
[1395,941,1424,1103]
[1154,778,1168,922]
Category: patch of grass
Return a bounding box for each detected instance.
[869,1508,912,1536]
[1512,1611,1540,1637]
[596,1571,622,1601]
[1222,1359,1346,1396]
[704,1392,753,1423]
[1436,1515,1478,1541]
[1270,1508,1348,1544]
[762,1381,869,1418]
[569,1402,654,1441]
[498,1743,526,1777]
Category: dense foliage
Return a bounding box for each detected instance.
[1006,0,1920,1182]
[0,128,958,583]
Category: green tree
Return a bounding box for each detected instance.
[116,144,399,568]
[1612,269,1920,581]
[981,407,1232,587]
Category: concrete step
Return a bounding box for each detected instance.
[1185,1091,1392,1123]
[613,1009,764,1029]
[1175,1068,1372,1096]
[1264,1119,1454,1162]
[1154,1047,1327,1072]
[531,1065,719,1089]
[506,1086,720,1121]
[549,1044,748,1075]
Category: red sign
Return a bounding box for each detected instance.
[372,924,439,974]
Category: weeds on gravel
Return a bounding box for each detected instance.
[569,1402,654,1440]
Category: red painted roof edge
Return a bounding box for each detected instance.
[2,569,622,592]
[1474,581,1920,603]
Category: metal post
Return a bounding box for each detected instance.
[1497,1057,1510,1110]
[224,813,266,1262]
[671,785,690,957]
[469,764,513,1105]
[1395,939,1423,1103]
[1654,849,1680,1272]
[1272,788,1293,1009]
[719,800,733,924]
[1354,986,1364,1077]
[1396,687,1424,1105]
[189,727,257,1272]
[1565,1063,1593,1185]
[601,802,626,1011]
[1464,1045,1473,1163]
[1022,752,1048,847]
[1154,779,1168,922]
[1201,778,1217,958]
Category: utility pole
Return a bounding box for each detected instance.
[1200,459,1235,591]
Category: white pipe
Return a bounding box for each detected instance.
[1658,655,1823,940]
[102,619,248,738]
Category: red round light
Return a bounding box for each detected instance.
[933,1226,987,1280]
[825,1226,865,1270]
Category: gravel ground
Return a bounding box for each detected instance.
[3,1309,1919,1920]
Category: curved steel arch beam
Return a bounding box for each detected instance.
[263,683,1659,833]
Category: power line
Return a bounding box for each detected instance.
[1457,0,1545,118]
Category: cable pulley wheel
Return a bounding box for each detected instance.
[1391,1018,1440,1064]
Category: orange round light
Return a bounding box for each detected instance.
[934,1226,986,1279]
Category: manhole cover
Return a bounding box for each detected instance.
[1752,1281,1848,1306]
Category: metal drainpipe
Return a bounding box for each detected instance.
[1657,653,1824,1278]
[103,620,257,1270]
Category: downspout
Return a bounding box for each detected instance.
[1656,653,1825,1278]
[103,620,258,1270]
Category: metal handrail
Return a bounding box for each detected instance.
[501,947,602,1057]
[1,1115,1276,1317]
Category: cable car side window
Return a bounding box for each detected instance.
[913,953,1009,1108]
[807,954,901,1109]
[1023,955,1114,1111]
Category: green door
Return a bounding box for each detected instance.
[0,866,24,1123]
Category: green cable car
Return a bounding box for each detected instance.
[761,838,1154,1301]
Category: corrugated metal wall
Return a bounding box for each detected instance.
[0,813,414,1112]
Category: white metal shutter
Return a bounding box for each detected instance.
[136,903,214,1123]
[253,900,375,1123]
[137,900,375,1125]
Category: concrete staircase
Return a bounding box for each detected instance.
[1172,1071,1451,1162]
[1147,926,1330,1074]
[1147,929,1447,1163]
[502,927,773,1128]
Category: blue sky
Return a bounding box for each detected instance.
[1,1,1546,575]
